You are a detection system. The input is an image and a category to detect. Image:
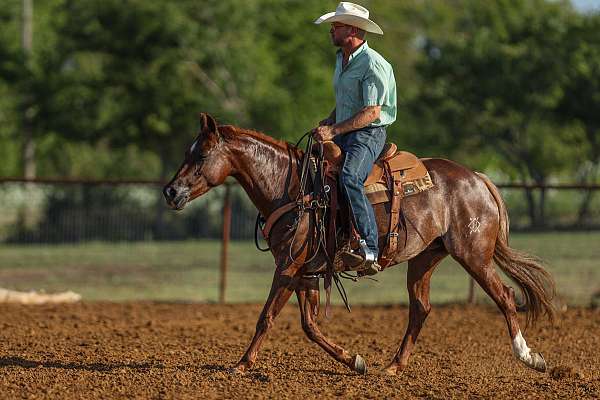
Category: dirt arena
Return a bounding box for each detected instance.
[0,302,598,399]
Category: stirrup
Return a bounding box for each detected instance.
[341,240,379,275]
[358,240,379,275]
[358,239,376,267]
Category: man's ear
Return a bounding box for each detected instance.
[199,112,219,136]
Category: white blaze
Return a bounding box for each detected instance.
[512,330,532,363]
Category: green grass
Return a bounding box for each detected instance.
[0,232,598,304]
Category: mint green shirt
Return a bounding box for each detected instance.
[333,42,397,127]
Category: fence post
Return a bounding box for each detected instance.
[219,184,232,304]
[467,277,475,304]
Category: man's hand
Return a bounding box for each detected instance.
[312,124,335,142]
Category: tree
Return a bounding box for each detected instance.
[251,0,333,137]
[0,8,20,176]
[0,0,98,178]
[414,0,580,227]
[0,0,32,177]
[556,13,600,224]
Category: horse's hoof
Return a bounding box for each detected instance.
[353,354,367,375]
[230,365,247,375]
[383,365,398,375]
[527,352,547,373]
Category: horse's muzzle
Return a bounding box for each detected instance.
[163,185,190,210]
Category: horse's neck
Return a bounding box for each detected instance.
[228,132,300,216]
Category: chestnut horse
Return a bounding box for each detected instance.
[163,113,555,375]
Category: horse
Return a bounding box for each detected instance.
[163,113,555,375]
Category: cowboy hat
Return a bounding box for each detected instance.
[314,2,383,35]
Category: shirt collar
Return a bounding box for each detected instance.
[337,41,369,66]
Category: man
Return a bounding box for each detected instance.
[313,2,397,275]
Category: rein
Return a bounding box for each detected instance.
[254,214,270,252]
[253,131,352,314]
[254,130,316,249]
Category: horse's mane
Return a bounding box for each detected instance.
[219,125,303,158]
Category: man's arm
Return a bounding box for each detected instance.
[332,105,380,136]
[313,105,380,141]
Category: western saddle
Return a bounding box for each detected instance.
[260,140,434,271]
[317,141,434,268]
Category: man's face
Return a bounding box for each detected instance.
[330,22,354,47]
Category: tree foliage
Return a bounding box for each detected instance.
[0,0,598,206]
[413,0,590,225]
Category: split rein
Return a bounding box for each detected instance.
[253,131,353,313]
[254,131,331,264]
[253,131,314,252]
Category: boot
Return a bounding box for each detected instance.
[340,240,380,275]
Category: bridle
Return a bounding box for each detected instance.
[254,131,353,314]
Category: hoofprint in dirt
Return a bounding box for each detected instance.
[0,303,597,399]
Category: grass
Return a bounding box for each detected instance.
[0,232,598,305]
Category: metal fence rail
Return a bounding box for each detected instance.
[1,177,598,304]
[1,178,599,244]
[0,179,254,243]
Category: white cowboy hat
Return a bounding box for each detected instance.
[314,2,383,35]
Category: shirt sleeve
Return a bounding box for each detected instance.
[362,62,388,107]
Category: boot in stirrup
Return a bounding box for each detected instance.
[340,240,380,276]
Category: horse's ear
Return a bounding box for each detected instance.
[199,112,219,136]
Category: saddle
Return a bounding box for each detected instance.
[260,140,434,273]
[314,141,434,268]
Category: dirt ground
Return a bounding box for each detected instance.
[0,302,598,399]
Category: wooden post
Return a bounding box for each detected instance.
[219,184,232,304]
[22,0,36,179]
[468,277,475,304]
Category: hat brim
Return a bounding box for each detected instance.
[314,13,383,35]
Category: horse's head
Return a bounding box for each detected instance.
[163,113,232,210]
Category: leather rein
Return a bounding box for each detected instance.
[257,134,331,260]
[254,133,351,314]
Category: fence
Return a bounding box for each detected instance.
[2,178,599,244]
[0,178,253,243]
[1,177,599,305]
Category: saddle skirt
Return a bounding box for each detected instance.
[364,145,434,204]
[316,141,434,204]
[314,140,434,268]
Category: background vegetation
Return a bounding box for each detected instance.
[1,1,599,303]
[1,0,599,228]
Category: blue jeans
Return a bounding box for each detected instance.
[334,126,387,254]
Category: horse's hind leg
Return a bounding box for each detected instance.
[451,251,547,372]
[384,244,448,375]
[296,277,365,374]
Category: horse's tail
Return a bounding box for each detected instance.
[476,172,556,327]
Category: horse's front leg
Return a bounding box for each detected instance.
[296,277,366,374]
[234,211,313,373]
[233,270,298,373]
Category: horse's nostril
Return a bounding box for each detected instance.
[164,186,177,200]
